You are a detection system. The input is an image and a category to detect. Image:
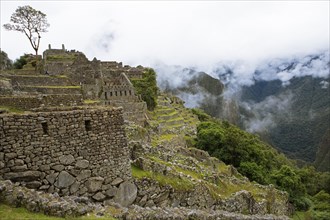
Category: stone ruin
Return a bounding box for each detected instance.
[0,107,138,205]
[0,45,148,204]
[0,44,148,126]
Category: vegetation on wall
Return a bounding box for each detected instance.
[0,50,13,70]
[192,108,330,215]
[131,68,158,111]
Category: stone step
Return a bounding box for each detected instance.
[155,107,175,115]
[157,112,180,121]
[159,118,185,127]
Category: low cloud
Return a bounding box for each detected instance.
[241,92,294,133]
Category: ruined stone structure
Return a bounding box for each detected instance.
[0,107,133,202]
[0,45,148,125]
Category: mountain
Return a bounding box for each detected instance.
[239,76,330,164]
[157,51,330,171]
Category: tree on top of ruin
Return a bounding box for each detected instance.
[3,5,50,70]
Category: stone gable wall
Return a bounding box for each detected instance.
[0,108,131,201]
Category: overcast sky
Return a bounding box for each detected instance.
[1,1,329,68]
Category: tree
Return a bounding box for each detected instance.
[13,54,29,69]
[3,5,49,70]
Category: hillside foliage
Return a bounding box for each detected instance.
[131,68,158,110]
[192,108,330,214]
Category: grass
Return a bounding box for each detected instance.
[131,165,194,191]
[0,204,117,220]
[0,106,25,113]
[83,99,101,104]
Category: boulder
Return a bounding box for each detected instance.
[54,171,75,189]
[114,181,137,207]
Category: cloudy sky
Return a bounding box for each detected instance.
[1,1,329,68]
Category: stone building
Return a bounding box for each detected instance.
[0,107,133,202]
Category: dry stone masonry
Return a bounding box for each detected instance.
[0,107,135,205]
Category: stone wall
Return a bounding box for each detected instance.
[0,95,83,111]
[0,107,132,202]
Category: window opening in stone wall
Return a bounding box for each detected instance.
[85,120,92,131]
[41,122,48,135]
[120,91,122,96]
[105,92,108,100]
[115,91,118,96]
[124,91,127,96]
[129,90,132,95]
[110,92,113,96]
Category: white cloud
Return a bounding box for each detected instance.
[1,1,328,68]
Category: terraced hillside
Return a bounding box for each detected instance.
[125,93,290,218]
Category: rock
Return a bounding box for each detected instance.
[114,181,137,207]
[39,185,50,190]
[111,177,124,186]
[154,191,169,204]
[14,159,24,166]
[54,171,75,189]
[86,177,104,193]
[52,164,65,172]
[4,171,41,182]
[145,199,155,207]
[40,165,50,171]
[105,187,117,198]
[139,195,148,207]
[75,160,89,169]
[48,185,55,193]
[11,165,28,172]
[46,172,58,184]
[25,181,42,189]
[59,155,75,165]
[5,153,17,160]
[77,170,91,181]
[92,192,106,201]
[70,182,80,194]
